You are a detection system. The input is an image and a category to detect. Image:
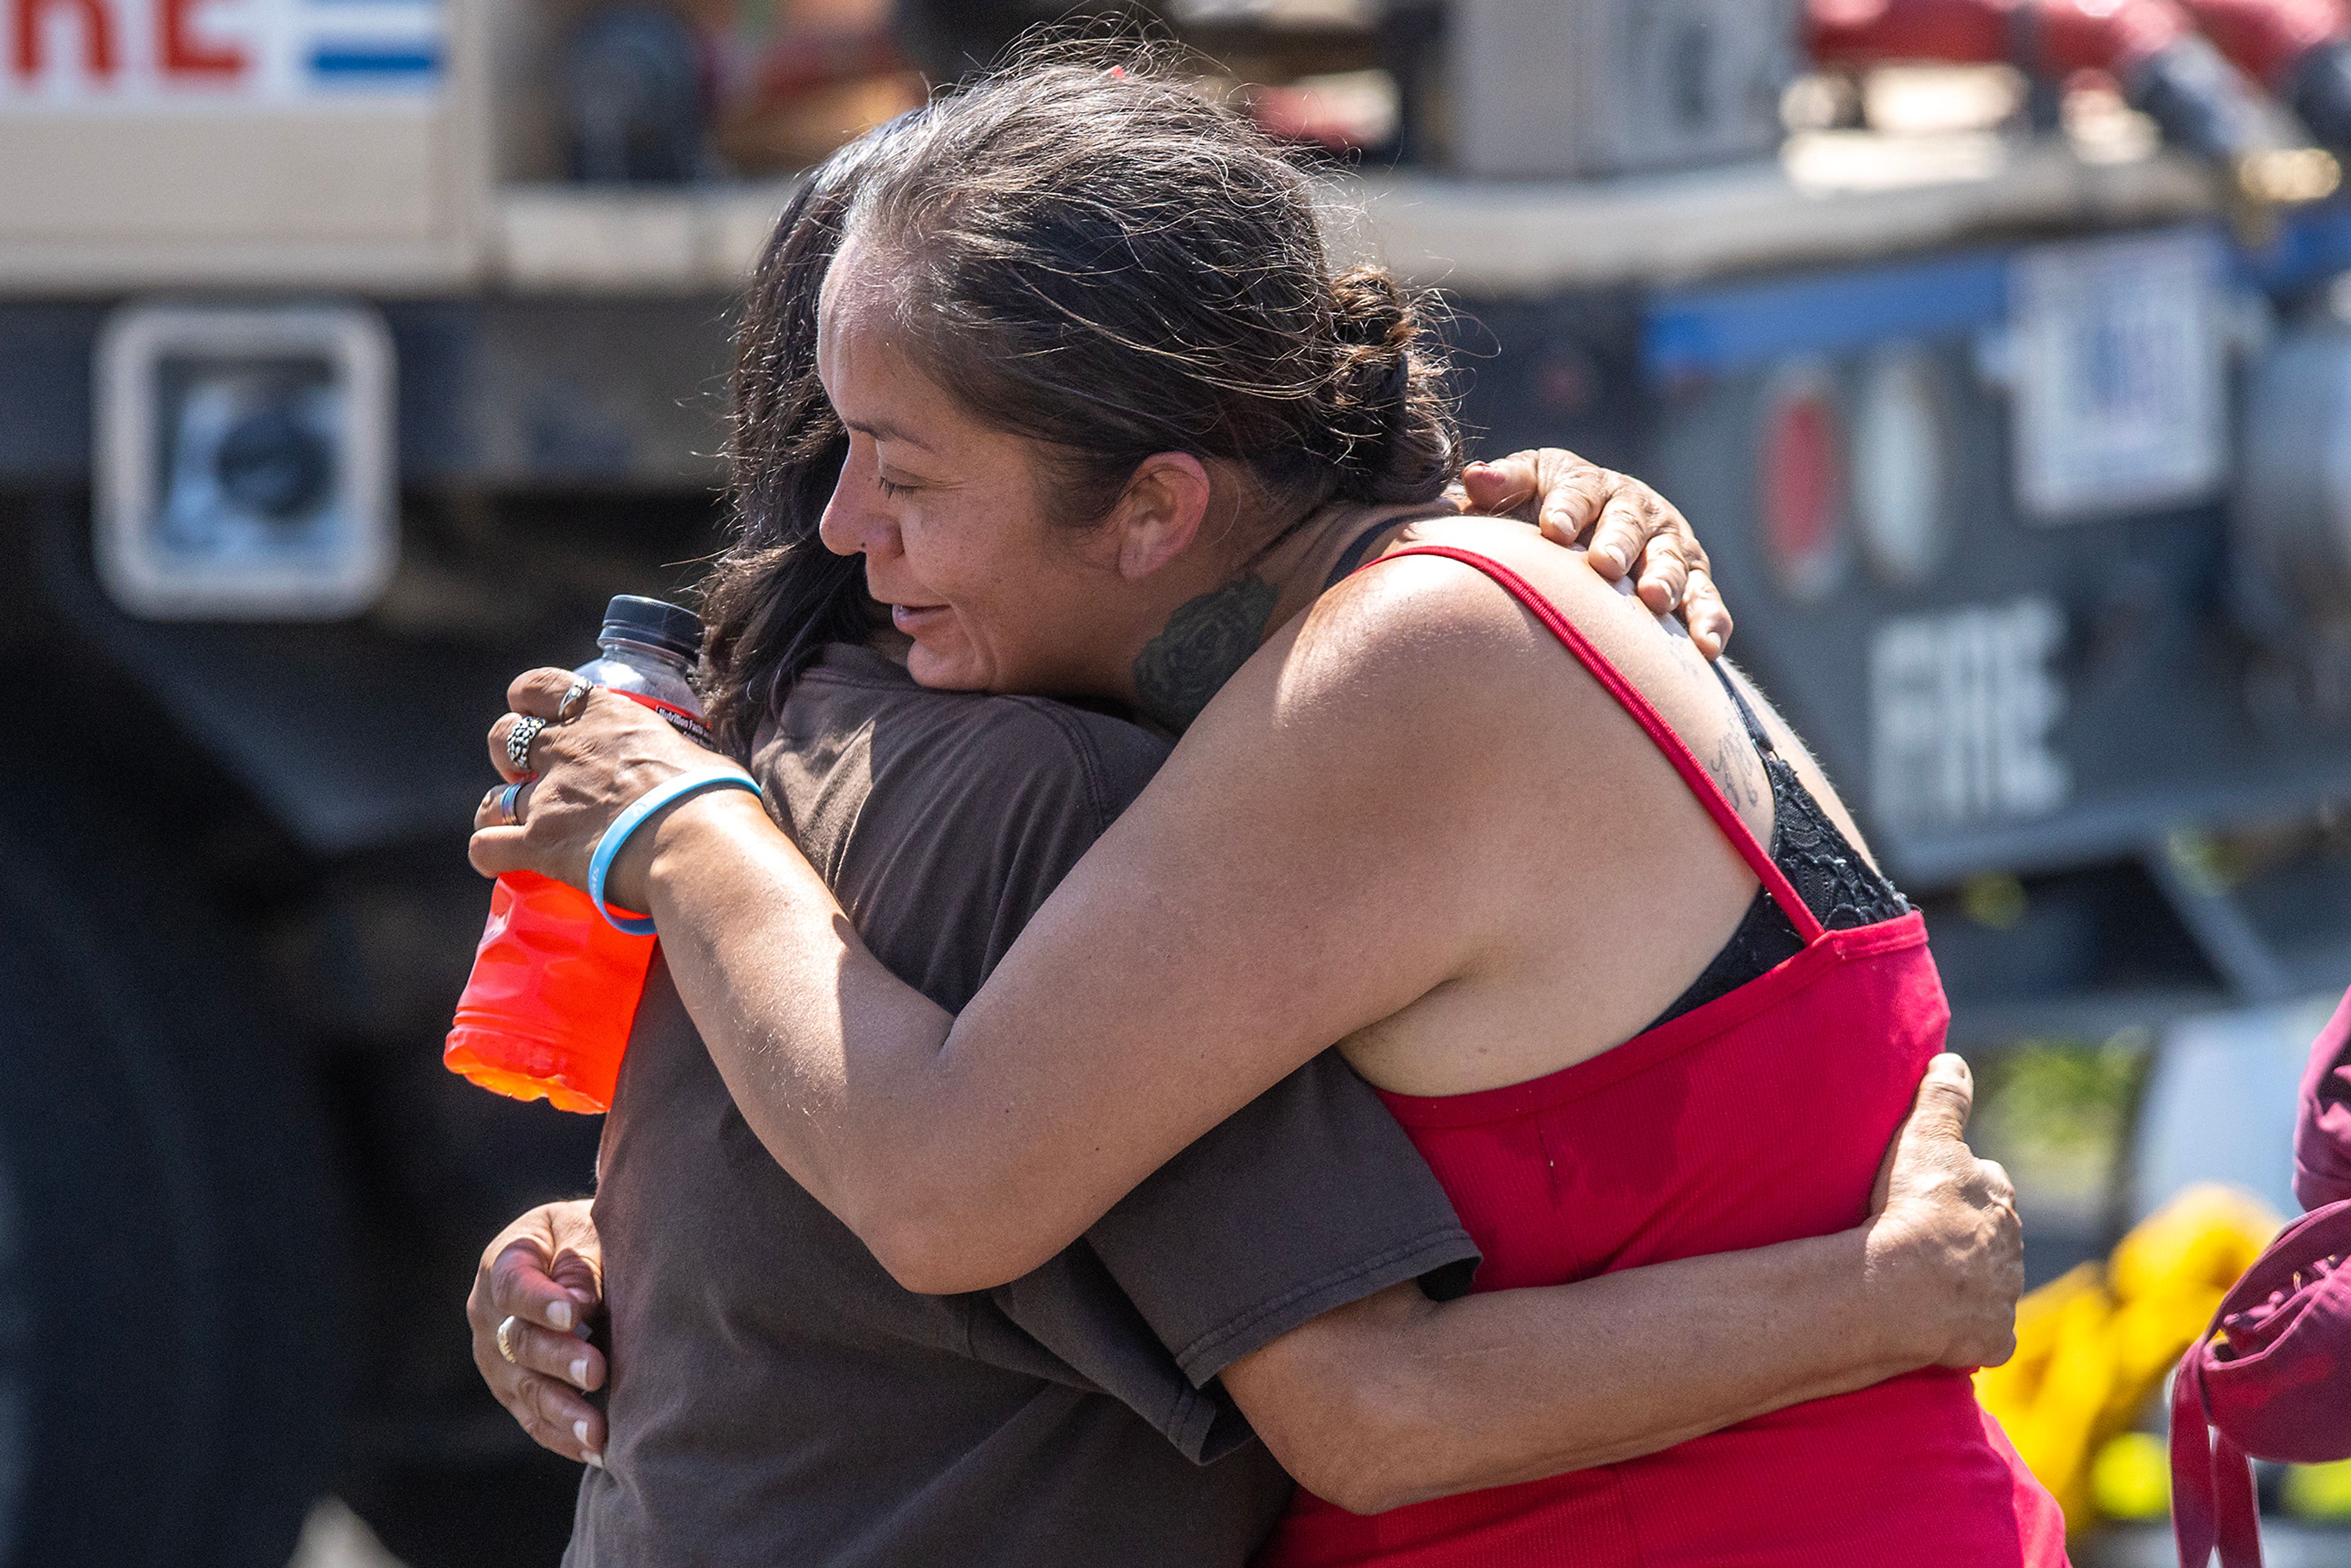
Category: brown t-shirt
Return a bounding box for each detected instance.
[568,643,1478,1568]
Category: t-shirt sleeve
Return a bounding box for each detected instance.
[1084,1056,1480,1390]
[948,703,1478,1457]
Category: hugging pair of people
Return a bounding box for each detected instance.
[465,56,2061,1568]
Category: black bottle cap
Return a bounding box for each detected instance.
[601,595,703,660]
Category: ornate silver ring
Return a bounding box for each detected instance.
[506,716,547,773]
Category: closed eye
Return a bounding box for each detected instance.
[877,476,916,500]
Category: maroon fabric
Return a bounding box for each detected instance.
[2294,988,2351,1212]
[2172,1201,2351,1568]
[1254,547,2068,1568]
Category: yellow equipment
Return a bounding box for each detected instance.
[1975,1184,2282,1528]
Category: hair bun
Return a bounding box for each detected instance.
[1331,264,1411,342]
[1325,264,1445,495]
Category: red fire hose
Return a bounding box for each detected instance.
[2176,0,2347,87]
[1810,0,2191,78]
[1805,0,2325,165]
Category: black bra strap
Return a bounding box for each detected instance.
[1322,523,1398,593]
[1711,662,1779,756]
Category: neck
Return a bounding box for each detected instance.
[1125,500,1445,732]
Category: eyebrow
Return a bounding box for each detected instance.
[844,417,939,455]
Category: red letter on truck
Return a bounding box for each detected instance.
[12,0,119,80]
[160,0,240,77]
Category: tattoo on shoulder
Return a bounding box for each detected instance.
[1709,729,1766,813]
[1133,574,1281,732]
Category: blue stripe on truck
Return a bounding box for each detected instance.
[308,46,441,77]
[1643,250,2011,382]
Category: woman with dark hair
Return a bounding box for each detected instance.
[472,69,2055,1567]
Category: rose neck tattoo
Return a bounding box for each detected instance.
[1131,573,1281,732]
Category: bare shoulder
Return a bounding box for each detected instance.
[1287,519,1561,672]
[1265,514,1650,730]
[1251,512,1775,850]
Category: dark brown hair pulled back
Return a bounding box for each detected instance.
[838,51,1460,528]
[699,124,906,757]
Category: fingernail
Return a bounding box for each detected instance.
[1597,547,1626,572]
[583,1450,605,1469]
[571,1356,590,1386]
[547,1300,573,1332]
[575,1419,593,1446]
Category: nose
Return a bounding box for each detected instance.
[819,441,899,560]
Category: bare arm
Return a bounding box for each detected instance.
[1220,1059,2022,1513]
[479,533,1762,1293]
[479,555,1554,1289]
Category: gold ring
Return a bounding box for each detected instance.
[496,1314,522,1365]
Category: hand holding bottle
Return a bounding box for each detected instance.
[446,596,719,1114]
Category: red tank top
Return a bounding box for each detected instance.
[1254,547,2068,1568]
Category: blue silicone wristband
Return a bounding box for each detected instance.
[588,766,763,934]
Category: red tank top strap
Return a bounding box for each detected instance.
[1365,544,1826,943]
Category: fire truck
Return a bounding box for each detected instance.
[6,1,2351,1564]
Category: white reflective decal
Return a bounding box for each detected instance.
[1870,598,2070,831]
[0,0,443,108]
[2010,230,2227,523]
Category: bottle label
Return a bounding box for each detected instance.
[623,692,715,749]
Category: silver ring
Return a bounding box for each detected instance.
[557,680,594,724]
[506,715,547,773]
[496,1314,522,1365]
[496,781,527,827]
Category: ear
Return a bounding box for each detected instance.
[1108,452,1213,581]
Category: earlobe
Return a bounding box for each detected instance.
[1116,452,1213,580]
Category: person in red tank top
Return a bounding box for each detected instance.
[477,57,2066,1565]
[1253,549,2068,1568]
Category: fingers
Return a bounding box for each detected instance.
[486,669,583,781]
[488,711,535,784]
[1978,1156,2014,1202]
[1905,1054,1975,1144]
[474,780,538,833]
[1469,448,1614,536]
[479,1246,605,1465]
[509,667,580,719]
[1581,484,1662,585]
[1531,459,1613,542]
[468,1206,607,1466]
[510,1369,608,1466]
[490,1237,599,1335]
[1464,454,1733,660]
[468,823,534,879]
[501,1314,607,1394]
[1974,1155,2017,1217]
[1629,529,1692,617]
[1460,457,1538,517]
[1681,566,1734,660]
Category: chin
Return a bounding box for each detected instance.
[906,643,990,692]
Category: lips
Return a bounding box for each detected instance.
[890,602,949,635]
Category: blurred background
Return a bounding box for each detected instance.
[7,0,2351,1563]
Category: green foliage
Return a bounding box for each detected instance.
[1973,1032,2152,1203]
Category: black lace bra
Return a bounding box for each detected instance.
[1648,669,1910,1032]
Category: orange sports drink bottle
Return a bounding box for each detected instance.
[444,596,712,1113]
